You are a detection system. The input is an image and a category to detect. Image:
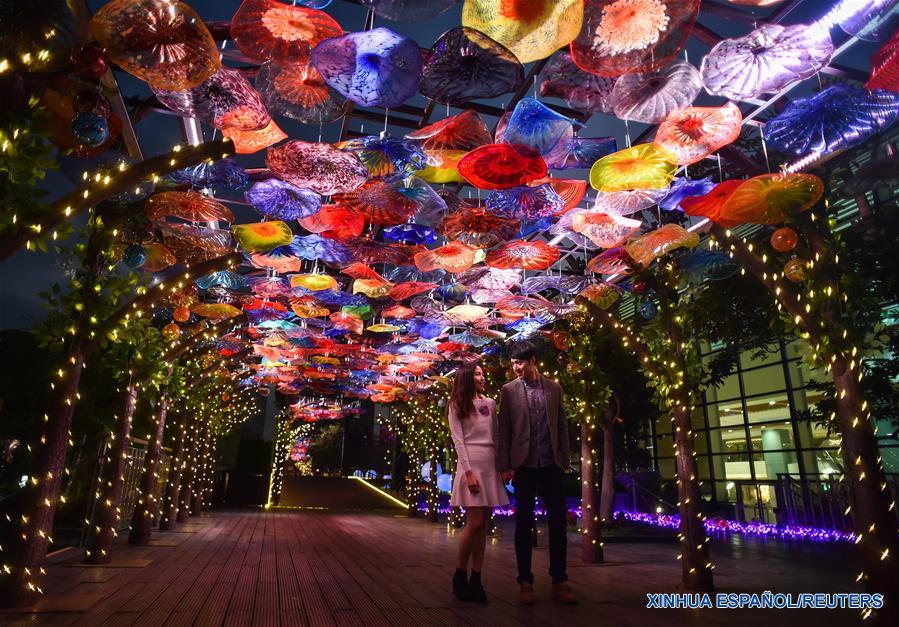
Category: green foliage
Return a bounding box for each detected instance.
[34,214,150,352]
[787,208,899,433]
[0,96,58,239]
[629,255,782,408]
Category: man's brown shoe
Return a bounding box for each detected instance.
[519,583,535,605]
[553,583,577,604]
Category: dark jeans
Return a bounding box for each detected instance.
[513,465,567,584]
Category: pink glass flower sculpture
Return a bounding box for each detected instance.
[701,23,833,101]
[571,212,641,248]
[571,0,700,77]
[267,141,369,196]
[610,60,702,124]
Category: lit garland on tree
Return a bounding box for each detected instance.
[707,198,899,617]
[268,409,312,507]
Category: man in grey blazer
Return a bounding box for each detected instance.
[497,341,576,605]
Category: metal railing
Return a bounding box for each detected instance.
[771,474,899,532]
[79,437,172,546]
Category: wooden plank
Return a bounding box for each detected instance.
[20,509,862,627]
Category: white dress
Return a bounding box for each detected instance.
[448,397,510,508]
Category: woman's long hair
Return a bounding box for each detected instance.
[448,362,478,419]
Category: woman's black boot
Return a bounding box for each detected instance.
[468,571,488,603]
[452,568,470,601]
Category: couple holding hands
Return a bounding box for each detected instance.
[446,342,576,605]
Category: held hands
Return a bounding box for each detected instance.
[465,470,481,495]
[500,469,515,483]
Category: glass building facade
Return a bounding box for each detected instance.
[649,338,899,525]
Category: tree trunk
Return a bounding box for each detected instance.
[832,357,899,624]
[713,224,899,617]
[128,394,169,544]
[191,423,210,516]
[84,381,138,564]
[177,423,198,523]
[159,412,188,531]
[0,227,103,606]
[0,336,85,606]
[426,451,439,523]
[671,391,714,591]
[599,423,616,524]
[580,418,604,563]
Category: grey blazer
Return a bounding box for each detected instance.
[496,376,571,471]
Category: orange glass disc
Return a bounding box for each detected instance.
[405,109,492,152]
[332,180,417,227]
[145,191,234,223]
[231,0,343,63]
[90,0,220,91]
[625,223,699,267]
[414,241,478,274]
[222,119,287,154]
[718,173,824,226]
[529,177,587,214]
[486,239,560,270]
[655,103,742,165]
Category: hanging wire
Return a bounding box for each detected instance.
[760,133,772,173]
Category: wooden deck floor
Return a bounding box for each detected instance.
[0,510,864,626]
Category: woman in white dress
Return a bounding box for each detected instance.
[447,363,509,603]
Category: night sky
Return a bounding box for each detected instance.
[0,0,883,330]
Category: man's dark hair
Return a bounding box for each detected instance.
[508,341,537,362]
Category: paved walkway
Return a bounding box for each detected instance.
[0,510,864,626]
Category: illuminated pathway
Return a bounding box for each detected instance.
[0,509,866,626]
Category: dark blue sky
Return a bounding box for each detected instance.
[0,0,884,330]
